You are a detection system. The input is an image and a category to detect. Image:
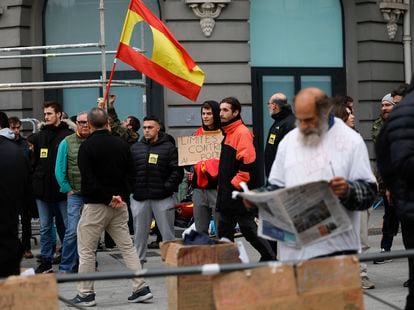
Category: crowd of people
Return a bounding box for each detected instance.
[1,81,414,308]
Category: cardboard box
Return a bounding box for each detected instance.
[213,263,302,309]
[213,255,363,310]
[0,274,58,310]
[296,256,364,309]
[160,240,240,310]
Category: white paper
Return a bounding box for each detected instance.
[234,181,352,248]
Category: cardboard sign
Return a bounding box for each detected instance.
[0,274,58,310]
[177,133,223,166]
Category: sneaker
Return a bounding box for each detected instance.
[127,286,153,303]
[35,262,53,274]
[373,249,392,264]
[52,253,62,265]
[68,294,96,307]
[361,276,375,289]
[23,250,34,259]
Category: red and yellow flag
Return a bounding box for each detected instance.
[116,0,205,101]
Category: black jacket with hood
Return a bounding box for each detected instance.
[131,132,184,201]
[0,132,30,276]
[376,87,414,221]
[32,122,72,202]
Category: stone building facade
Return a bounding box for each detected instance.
[0,0,412,164]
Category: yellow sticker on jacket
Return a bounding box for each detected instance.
[268,134,276,145]
[148,153,158,164]
[40,148,48,158]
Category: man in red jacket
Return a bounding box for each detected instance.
[216,97,275,261]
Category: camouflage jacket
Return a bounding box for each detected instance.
[372,116,386,194]
[371,117,384,144]
[107,107,139,145]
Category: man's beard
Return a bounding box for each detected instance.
[297,119,328,147]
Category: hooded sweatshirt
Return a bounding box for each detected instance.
[192,101,221,189]
[0,128,15,140]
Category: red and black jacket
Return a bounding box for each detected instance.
[216,117,257,211]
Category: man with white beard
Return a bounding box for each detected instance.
[267,87,377,261]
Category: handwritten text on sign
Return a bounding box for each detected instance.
[178,133,223,166]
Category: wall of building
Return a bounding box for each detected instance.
[0,0,31,118]
[354,0,406,158]
[162,0,252,138]
[0,0,412,148]
[0,0,44,121]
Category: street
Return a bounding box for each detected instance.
[21,206,408,310]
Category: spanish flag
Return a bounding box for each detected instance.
[116,0,205,101]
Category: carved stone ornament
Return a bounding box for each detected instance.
[379,0,409,40]
[184,0,231,37]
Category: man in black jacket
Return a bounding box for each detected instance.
[70,108,152,307]
[130,116,183,265]
[0,111,30,277]
[376,80,414,310]
[32,101,72,273]
[264,92,296,179]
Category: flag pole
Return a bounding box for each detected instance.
[103,58,117,109]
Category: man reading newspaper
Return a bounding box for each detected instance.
[261,88,377,261]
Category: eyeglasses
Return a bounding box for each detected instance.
[77,120,88,126]
[143,126,155,130]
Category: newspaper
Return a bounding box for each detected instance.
[234,181,352,248]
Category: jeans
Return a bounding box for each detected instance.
[381,195,399,251]
[59,194,83,272]
[36,199,67,263]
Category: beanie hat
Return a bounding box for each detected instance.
[382,93,395,105]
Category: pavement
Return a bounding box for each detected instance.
[20,205,409,310]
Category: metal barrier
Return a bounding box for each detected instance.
[52,249,414,309]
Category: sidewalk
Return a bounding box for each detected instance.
[20,206,408,310]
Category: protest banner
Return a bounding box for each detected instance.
[177,133,223,166]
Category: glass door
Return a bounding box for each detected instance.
[252,67,346,184]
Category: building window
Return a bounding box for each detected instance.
[250,0,345,183]
[43,0,160,120]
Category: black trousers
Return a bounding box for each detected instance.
[0,238,22,277]
[401,219,414,309]
[380,195,399,251]
[217,204,275,261]
[19,206,32,251]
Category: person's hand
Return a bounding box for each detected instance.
[243,199,257,210]
[186,172,194,182]
[108,94,117,108]
[97,97,104,109]
[329,176,350,199]
[110,195,126,209]
[385,189,392,204]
